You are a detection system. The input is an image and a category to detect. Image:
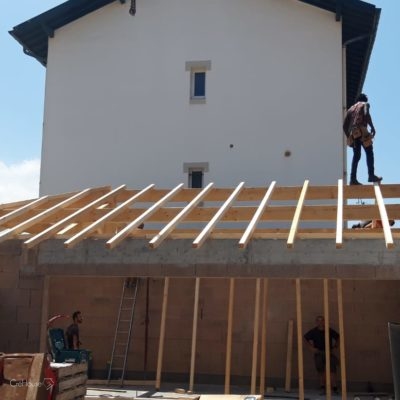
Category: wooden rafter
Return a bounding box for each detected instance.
[64,184,154,248]
[287,180,309,248]
[373,183,394,248]
[0,182,398,249]
[336,179,344,248]
[193,182,245,248]
[107,183,184,249]
[239,181,276,249]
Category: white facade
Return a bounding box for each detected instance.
[40,0,344,195]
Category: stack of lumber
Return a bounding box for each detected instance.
[51,362,88,400]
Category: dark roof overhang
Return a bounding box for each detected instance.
[9,0,380,107]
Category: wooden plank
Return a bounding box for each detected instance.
[337,280,347,400]
[0,196,49,225]
[373,184,395,248]
[64,184,154,248]
[156,277,170,390]
[24,185,127,248]
[51,362,88,378]
[150,183,214,249]
[284,319,294,392]
[224,278,235,395]
[193,182,245,248]
[259,279,268,395]
[295,279,304,400]
[54,385,86,400]
[189,278,200,392]
[251,278,261,394]
[239,182,276,249]
[287,180,309,248]
[57,374,87,392]
[40,276,50,352]
[336,179,343,248]
[323,279,332,400]
[0,188,95,243]
[107,184,184,249]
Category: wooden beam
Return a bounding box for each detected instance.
[0,196,49,225]
[64,184,154,248]
[251,278,261,394]
[0,187,94,243]
[224,278,235,394]
[287,180,309,248]
[155,277,169,390]
[259,279,269,395]
[284,319,294,392]
[39,276,50,352]
[323,279,332,400]
[193,182,245,248]
[150,183,214,249]
[373,184,394,248]
[336,179,344,248]
[295,279,304,400]
[337,280,347,400]
[107,184,184,249]
[189,278,200,392]
[239,181,276,249]
[24,185,127,248]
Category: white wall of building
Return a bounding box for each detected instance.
[40,0,343,195]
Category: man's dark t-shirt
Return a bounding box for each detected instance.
[304,327,339,351]
[66,323,80,349]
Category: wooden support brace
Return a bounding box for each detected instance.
[323,279,332,400]
[189,278,200,392]
[0,196,49,225]
[287,180,309,248]
[337,279,347,400]
[336,179,344,248]
[239,181,276,249]
[251,278,261,394]
[155,277,169,390]
[284,319,294,392]
[259,278,269,395]
[224,278,235,394]
[295,279,304,400]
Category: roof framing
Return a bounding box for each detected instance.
[9,0,380,107]
[0,181,398,251]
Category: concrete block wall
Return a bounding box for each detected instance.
[45,276,400,389]
[0,242,44,353]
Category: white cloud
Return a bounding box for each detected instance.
[0,159,40,204]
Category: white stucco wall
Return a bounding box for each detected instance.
[40,0,343,195]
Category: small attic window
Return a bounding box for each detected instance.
[186,60,211,104]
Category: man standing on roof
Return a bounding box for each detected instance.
[343,93,382,185]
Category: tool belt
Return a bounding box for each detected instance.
[347,126,372,148]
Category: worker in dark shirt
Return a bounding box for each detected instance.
[66,311,83,349]
[304,315,339,394]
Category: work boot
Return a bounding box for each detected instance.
[349,179,362,185]
[368,175,382,183]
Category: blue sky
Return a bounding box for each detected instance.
[0,0,399,203]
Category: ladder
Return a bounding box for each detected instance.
[107,277,140,385]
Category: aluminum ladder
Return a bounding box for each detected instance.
[107,277,140,385]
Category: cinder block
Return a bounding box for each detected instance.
[28,323,41,341]
[0,272,18,288]
[18,275,44,290]
[17,306,42,324]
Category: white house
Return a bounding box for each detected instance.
[10,0,380,195]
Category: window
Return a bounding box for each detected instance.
[185,60,211,104]
[192,71,206,98]
[183,162,209,188]
[189,169,204,188]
